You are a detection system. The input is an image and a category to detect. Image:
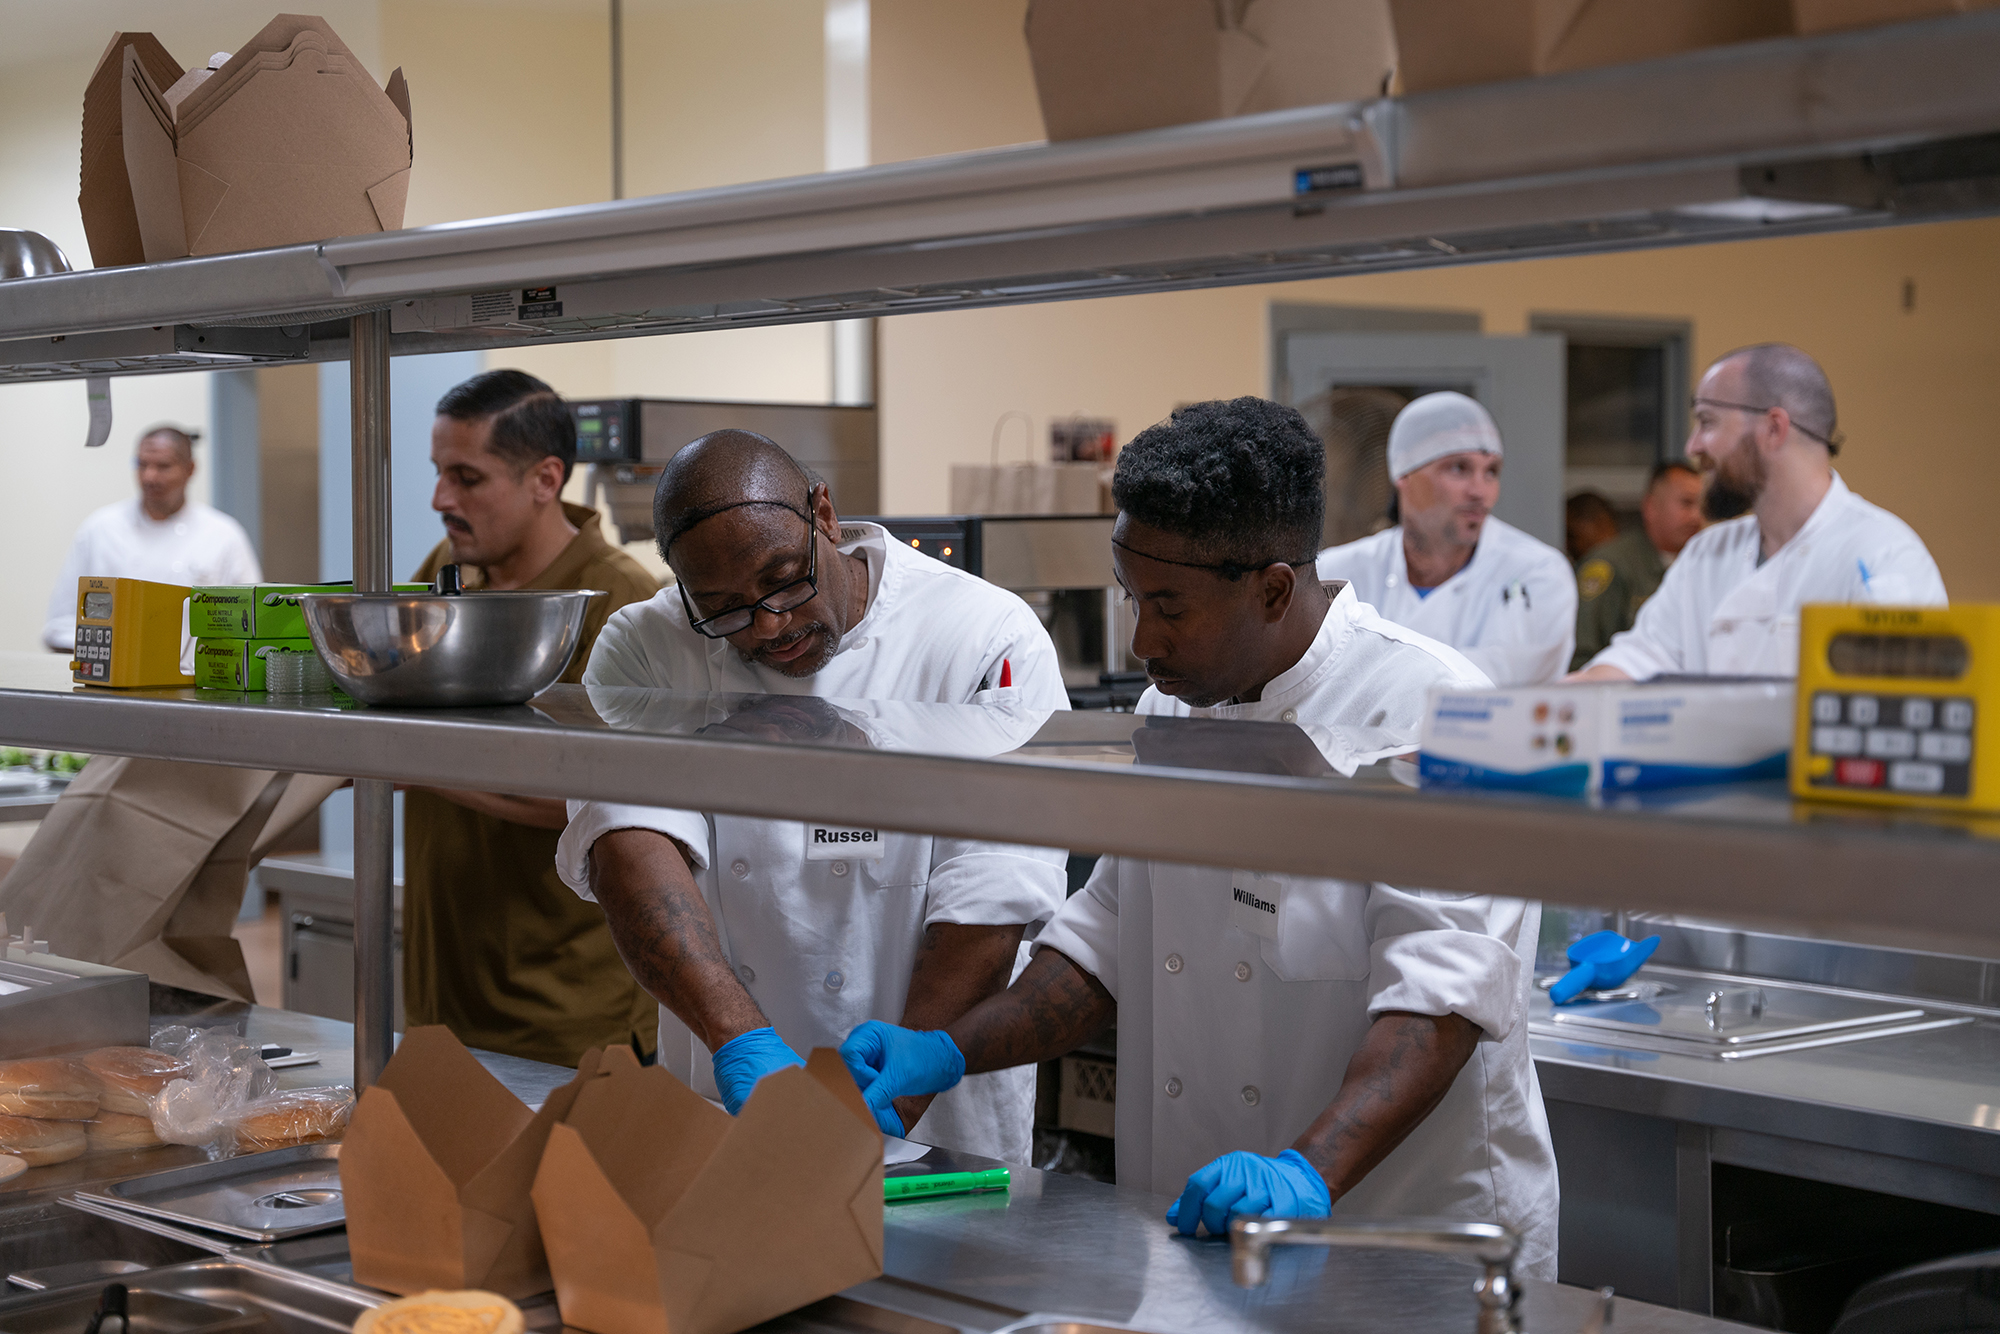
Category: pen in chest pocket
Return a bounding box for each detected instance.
[977,657,1012,691]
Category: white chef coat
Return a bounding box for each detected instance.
[1034,584,1561,1280]
[1588,473,1947,680]
[42,499,261,651]
[1317,516,1576,686]
[556,523,1070,1163]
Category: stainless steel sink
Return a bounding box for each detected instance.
[0,1259,376,1334]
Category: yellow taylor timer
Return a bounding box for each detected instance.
[71,576,195,688]
[1794,603,1997,812]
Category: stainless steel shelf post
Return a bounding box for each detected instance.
[348,308,396,1089]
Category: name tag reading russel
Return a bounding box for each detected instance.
[805,824,888,861]
[1229,874,1280,941]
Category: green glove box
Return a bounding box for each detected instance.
[194,638,316,691]
[191,582,428,640]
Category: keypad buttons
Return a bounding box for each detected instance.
[1849,696,1879,726]
[1944,700,1975,731]
[1902,698,1935,730]
[1812,694,1842,724]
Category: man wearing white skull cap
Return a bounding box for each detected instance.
[1317,392,1575,686]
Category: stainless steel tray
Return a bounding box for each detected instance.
[1545,982,1924,1046]
[73,1146,344,1243]
[0,1257,377,1334]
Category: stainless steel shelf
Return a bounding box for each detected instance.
[4,668,1997,955]
[6,14,2000,380]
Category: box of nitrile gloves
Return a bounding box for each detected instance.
[191,582,427,640]
[193,637,313,691]
[1419,679,1794,796]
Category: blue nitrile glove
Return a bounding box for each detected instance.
[838,1021,967,1137]
[711,1027,805,1115]
[1167,1149,1331,1238]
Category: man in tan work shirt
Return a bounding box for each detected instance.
[406,369,658,1067]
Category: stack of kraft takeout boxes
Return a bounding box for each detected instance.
[79,13,411,267]
[188,583,422,691]
[340,1027,884,1334]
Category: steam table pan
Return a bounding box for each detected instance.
[72,1145,344,1243]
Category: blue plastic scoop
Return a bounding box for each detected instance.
[1549,930,1661,1005]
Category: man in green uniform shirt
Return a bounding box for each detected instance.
[1570,461,1704,671]
[405,370,659,1067]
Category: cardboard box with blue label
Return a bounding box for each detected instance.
[193,637,315,691]
[192,583,428,640]
[1419,680,1795,796]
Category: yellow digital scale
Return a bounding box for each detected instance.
[1794,603,1997,812]
[70,576,194,688]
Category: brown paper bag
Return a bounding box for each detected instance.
[533,1046,883,1334]
[0,759,343,1001]
[342,1026,588,1298]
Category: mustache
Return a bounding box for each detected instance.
[442,515,472,534]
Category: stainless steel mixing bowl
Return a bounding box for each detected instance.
[0,229,73,280]
[299,589,606,707]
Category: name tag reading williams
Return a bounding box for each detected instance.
[1230,874,1281,942]
[805,824,887,861]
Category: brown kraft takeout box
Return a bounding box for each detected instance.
[1391,0,1793,94]
[532,1045,883,1334]
[1024,0,1397,141]
[79,13,411,268]
[340,1026,584,1298]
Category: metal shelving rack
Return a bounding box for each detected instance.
[7,12,2000,1083]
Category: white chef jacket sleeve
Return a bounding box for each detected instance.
[218,519,264,584]
[1587,553,1693,679]
[1364,885,1528,1041]
[1031,855,1130,1000]
[42,524,94,651]
[555,603,712,900]
[923,840,1067,929]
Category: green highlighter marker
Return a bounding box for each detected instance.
[884,1168,1011,1202]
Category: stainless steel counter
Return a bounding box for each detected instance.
[863,1146,1752,1334]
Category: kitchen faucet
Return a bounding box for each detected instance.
[1231,1217,1524,1334]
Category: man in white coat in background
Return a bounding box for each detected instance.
[1572,343,1946,681]
[554,429,1069,1163]
[1317,392,1575,686]
[841,398,1560,1279]
[42,425,260,651]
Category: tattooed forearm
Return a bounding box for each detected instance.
[947,948,1116,1075]
[588,827,768,1051]
[1291,1010,1480,1203]
[889,922,1029,1132]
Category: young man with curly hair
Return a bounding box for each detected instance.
[842,397,1560,1277]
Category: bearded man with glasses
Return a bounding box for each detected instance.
[1571,343,1945,681]
[554,429,1069,1163]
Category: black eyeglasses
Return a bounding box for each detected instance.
[1110,536,1317,582]
[678,504,820,638]
[1691,397,1843,454]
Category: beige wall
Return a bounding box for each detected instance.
[865,1,2000,602]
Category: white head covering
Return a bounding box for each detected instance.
[1387,391,1503,480]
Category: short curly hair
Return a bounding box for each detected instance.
[1111,397,1324,568]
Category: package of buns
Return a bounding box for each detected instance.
[231,1086,354,1153]
[81,1046,189,1117]
[0,1113,88,1166]
[351,1290,524,1334]
[86,1110,164,1153]
[0,1058,101,1120]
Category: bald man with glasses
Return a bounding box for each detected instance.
[555,430,1070,1161]
[1572,343,1944,680]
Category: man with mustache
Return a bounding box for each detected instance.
[554,429,1068,1160]
[1571,344,1944,680]
[405,369,661,1067]
[1317,392,1576,685]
